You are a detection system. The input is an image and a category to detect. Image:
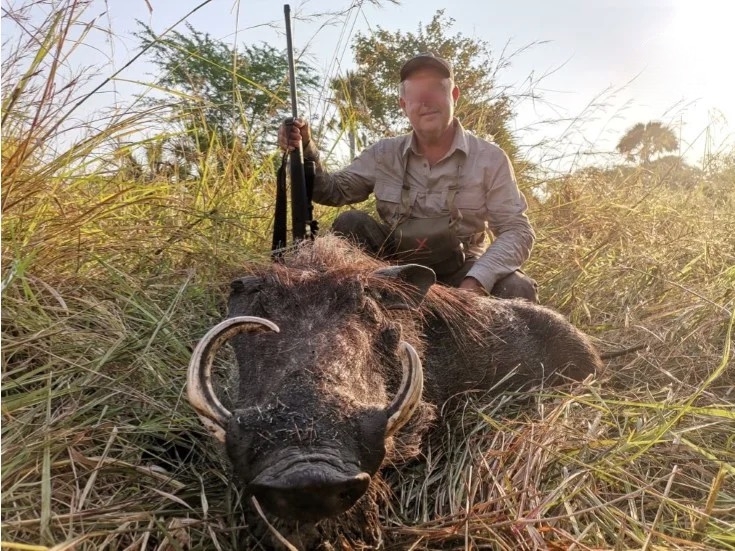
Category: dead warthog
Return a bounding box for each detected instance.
[187,236,602,548]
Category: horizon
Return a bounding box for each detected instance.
[2,0,733,172]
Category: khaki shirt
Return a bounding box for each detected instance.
[304,119,535,291]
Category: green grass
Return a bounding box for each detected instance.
[2,1,734,549]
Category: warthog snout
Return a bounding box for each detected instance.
[249,459,371,521]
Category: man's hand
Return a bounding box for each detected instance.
[278,118,312,152]
[458,276,486,295]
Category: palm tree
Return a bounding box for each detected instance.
[617,121,679,164]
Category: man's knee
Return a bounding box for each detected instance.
[331,211,389,256]
[332,210,374,235]
[491,271,539,303]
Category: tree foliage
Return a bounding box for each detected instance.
[329,70,373,158]
[135,23,320,154]
[616,121,679,165]
[337,11,517,159]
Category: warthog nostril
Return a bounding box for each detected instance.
[249,469,371,522]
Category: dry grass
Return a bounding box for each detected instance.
[2,2,734,550]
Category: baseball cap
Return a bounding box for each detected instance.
[400,52,454,82]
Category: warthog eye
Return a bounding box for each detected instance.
[356,292,384,322]
[378,324,400,353]
[367,288,384,302]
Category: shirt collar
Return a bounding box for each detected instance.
[401,118,469,160]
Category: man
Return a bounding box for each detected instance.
[278,52,538,302]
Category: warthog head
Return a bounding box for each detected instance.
[188,241,436,522]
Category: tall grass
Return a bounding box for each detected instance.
[2,1,734,550]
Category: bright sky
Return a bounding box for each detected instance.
[3,0,733,170]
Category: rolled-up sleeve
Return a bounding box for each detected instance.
[304,141,377,207]
[466,150,535,292]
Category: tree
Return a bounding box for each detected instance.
[135,23,320,156]
[329,70,372,159]
[336,10,517,160]
[616,121,679,165]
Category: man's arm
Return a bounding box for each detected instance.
[279,118,375,207]
[464,150,535,293]
[303,140,376,207]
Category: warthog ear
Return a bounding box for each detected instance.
[371,264,436,310]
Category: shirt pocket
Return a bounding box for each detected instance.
[374,179,404,225]
[423,189,448,215]
[453,184,487,238]
[455,186,486,213]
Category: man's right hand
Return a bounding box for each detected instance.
[278,118,311,152]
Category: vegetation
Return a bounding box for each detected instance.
[124,23,321,182]
[616,121,680,165]
[2,1,733,550]
[331,10,518,160]
[135,23,320,146]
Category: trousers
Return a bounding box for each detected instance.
[332,210,539,303]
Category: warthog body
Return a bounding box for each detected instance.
[188,236,602,548]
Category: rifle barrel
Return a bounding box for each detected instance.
[283,4,309,241]
[284,5,298,119]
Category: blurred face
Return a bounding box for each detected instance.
[399,68,459,141]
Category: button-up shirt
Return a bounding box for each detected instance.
[304,119,535,291]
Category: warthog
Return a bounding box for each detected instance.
[187,236,602,548]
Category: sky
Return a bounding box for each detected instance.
[3,0,734,171]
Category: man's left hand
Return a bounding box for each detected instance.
[458,277,486,295]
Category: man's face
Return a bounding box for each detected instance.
[399,68,460,139]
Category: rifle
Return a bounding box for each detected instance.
[272,4,316,257]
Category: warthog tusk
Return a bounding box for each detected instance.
[187,316,280,443]
[385,341,424,437]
